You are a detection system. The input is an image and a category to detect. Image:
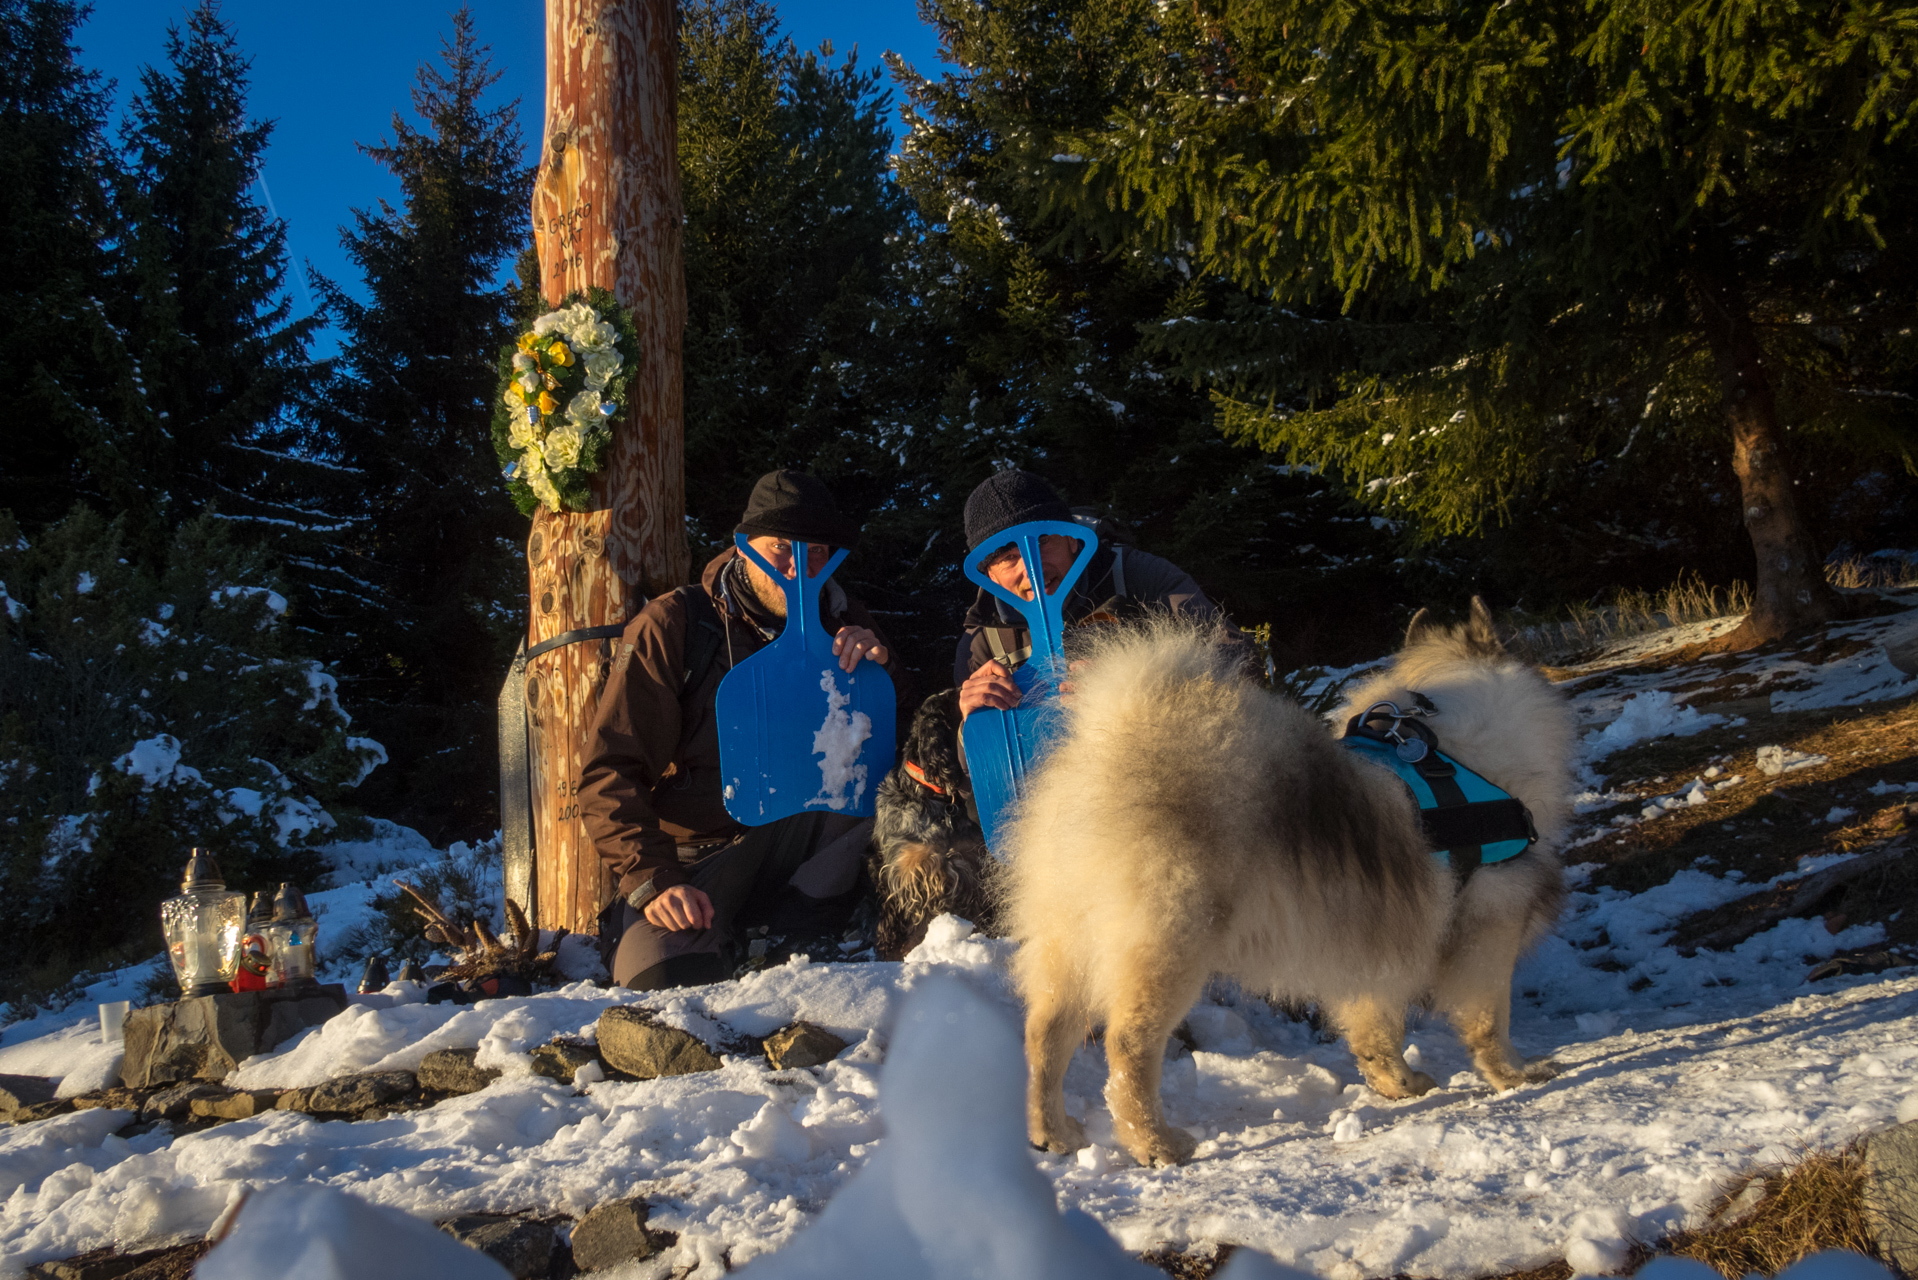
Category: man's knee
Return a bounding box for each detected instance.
[622,950,732,992]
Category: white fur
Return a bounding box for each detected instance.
[1002,605,1576,1167]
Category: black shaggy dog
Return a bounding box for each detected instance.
[869,688,995,958]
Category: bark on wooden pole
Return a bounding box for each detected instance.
[521,0,689,935]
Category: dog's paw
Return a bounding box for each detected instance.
[1357,1060,1438,1099]
[1520,1056,1561,1083]
[1033,1112,1088,1154]
[1114,1119,1198,1167]
[1480,1057,1557,1091]
[1135,1125,1200,1168]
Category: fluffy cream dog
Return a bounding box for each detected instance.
[1002,601,1575,1167]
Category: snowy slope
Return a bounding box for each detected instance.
[2,606,1915,1278]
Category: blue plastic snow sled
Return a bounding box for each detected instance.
[960,520,1098,854]
[716,535,896,825]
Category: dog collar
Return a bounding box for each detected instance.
[903,760,945,796]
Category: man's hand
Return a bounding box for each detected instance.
[958,659,1023,720]
[644,884,714,932]
[832,625,889,672]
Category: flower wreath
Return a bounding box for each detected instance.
[491,287,642,514]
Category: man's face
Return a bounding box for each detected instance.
[981,533,1077,602]
[743,534,832,616]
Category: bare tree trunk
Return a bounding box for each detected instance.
[522,0,689,935]
[1691,251,1841,651]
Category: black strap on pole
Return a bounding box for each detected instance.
[499,620,633,922]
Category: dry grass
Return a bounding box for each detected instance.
[1504,552,1917,665]
[1506,572,1754,664]
[1660,1145,1884,1279]
[1827,553,1918,592]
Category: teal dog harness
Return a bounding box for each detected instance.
[1341,695,1536,882]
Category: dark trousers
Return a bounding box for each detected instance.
[612,812,872,989]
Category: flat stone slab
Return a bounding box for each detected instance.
[188,1090,279,1120]
[143,1081,226,1120]
[1864,1120,1918,1275]
[440,1214,554,1280]
[71,1088,151,1113]
[0,1074,59,1120]
[298,1070,417,1117]
[596,1007,720,1079]
[763,1022,848,1071]
[530,1040,600,1083]
[121,985,347,1089]
[571,1198,658,1271]
[417,1048,500,1095]
[11,1099,74,1124]
[24,1246,176,1280]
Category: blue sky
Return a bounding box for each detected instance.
[76,2,946,351]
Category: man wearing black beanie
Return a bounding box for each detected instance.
[954,469,1241,720]
[578,470,904,990]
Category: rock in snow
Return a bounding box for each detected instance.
[568,1197,658,1271]
[416,1048,501,1095]
[1863,1122,1918,1276]
[763,1022,847,1071]
[594,1006,721,1078]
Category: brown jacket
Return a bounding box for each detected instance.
[578,548,903,901]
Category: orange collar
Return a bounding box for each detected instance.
[903,760,945,796]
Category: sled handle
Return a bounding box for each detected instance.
[962,520,1099,673]
[734,533,851,656]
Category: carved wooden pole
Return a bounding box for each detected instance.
[522,0,689,934]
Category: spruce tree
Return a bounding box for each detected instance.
[1023,0,1918,647]
[0,0,148,535]
[117,0,320,550]
[678,0,909,546]
[314,8,531,840]
[858,0,1407,665]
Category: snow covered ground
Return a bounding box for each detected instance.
[1,604,1915,1278]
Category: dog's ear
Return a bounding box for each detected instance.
[916,688,969,795]
[1464,596,1506,656]
[1404,607,1436,647]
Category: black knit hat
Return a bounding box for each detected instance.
[735,470,861,549]
[964,469,1073,550]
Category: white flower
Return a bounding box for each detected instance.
[543,423,583,471]
[524,455,562,510]
[507,411,540,452]
[512,352,535,370]
[582,347,623,387]
[532,303,595,339]
[517,371,540,393]
[565,389,604,431]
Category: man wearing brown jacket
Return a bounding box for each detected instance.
[579,471,903,989]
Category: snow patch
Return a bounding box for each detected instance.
[1583,692,1723,759]
[1757,744,1828,776]
[807,670,872,812]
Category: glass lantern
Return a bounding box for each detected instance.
[159,849,247,997]
[264,882,318,987]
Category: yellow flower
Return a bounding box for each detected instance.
[517,333,540,353]
[547,340,573,366]
[537,391,558,415]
